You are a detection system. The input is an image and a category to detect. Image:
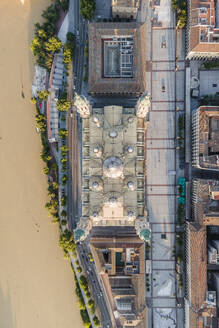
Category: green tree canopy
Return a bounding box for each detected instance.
[45,36,62,53]
[38,90,50,101]
[80,0,96,20]
[88,299,95,308]
[93,316,100,327]
[59,129,68,138]
[57,98,71,111]
[59,230,76,253]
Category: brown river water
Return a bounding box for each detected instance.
[0,1,82,327]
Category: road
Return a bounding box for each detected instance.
[67,0,85,229]
[144,0,185,325]
[77,243,112,328]
[67,2,113,327]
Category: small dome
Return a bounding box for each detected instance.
[93,116,99,123]
[128,211,134,217]
[128,116,134,123]
[93,211,98,217]
[109,130,118,138]
[93,146,99,153]
[109,197,117,206]
[103,156,123,179]
[92,181,99,189]
[127,181,134,190]
[74,228,85,242]
[140,229,151,241]
[127,146,134,153]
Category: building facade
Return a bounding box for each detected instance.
[111,0,140,20]
[192,106,219,169]
[88,22,146,96]
[186,0,219,59]
[74,100,150,242]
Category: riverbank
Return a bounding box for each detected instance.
[0,1,83,327]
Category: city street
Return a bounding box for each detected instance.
[77,243,112,328]
[67,1,113,327]
[145,0,185,326]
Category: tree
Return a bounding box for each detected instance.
[90,304,95,315]
[58,0,69,11]
[77,266,82,273]
[61,219,67,225]
[63,34,75,65]
[45,36,62,53]
[38,90,50,101]
[85,291,91,298]
[59,129,68,138]
[61,194,67,206]
[35,113,47,132]
[88,299,95,308]
[78,297,86,310]
[93,316,100,327]
[57,99,71,111]
[62,174,68,185]
[80,309,91,325]
[63,47,72,67]
[80,275,88,291]
[42,4,59,26]
[30,36,42,56]
[59,230,76,253]
[60,145,69,152]
[66,32,75,43]
[31,97,37,104]
[80,0,96,20]
[61,209,67,217]
[42,167,49,175]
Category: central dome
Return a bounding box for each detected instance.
[103,156,123,178]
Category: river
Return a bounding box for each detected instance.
[0,1,83,327]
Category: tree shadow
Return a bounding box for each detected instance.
[0,284,16,328]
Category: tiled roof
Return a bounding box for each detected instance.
[187,0,219,58]
[189,309,199,328]
[194,107,219,169]
[188,223,207,310]
[88,22,146,95]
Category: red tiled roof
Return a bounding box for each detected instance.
[188,223,207,310]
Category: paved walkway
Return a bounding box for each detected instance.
[145,0,185,327]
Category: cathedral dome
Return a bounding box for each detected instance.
[103,156,123,179]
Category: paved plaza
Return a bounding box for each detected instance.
[145,0,185,324]
[152,30,175,61]
[153,308,176,328]
[147,195,175,223]
[152,0,175,28]
[147,112,175,137]
[147,149,175,185]
[152,233,175,260]
[153,270,175,296]
[152,71,175,102]
[200,70,219,96]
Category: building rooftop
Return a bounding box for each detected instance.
[111,0,140,19]
[192,179,219,225]
[192,106,219,169]
[186,222,207,310]
[88,22,146,95]
[90,236,146,328]
[187,0,219,59]
[185,220,217,327]
[75,105,147,239]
